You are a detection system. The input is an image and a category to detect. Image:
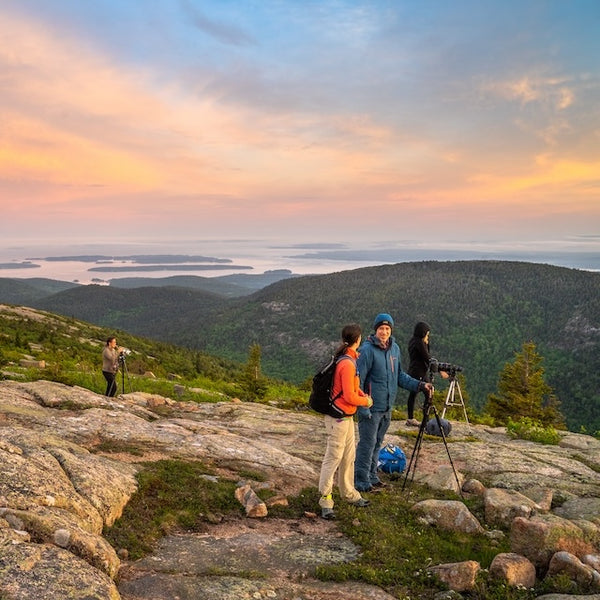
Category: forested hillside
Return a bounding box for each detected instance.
[27,261,600,433]
[107,270,298,294]
[0,269,297,305]
[33,284,223,336]
[0,277,79,304]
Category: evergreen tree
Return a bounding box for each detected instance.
[240,343,268,401]
[486,341,564,427]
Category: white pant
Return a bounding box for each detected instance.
[318,415,362,508]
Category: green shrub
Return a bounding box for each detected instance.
[506,417,561,445]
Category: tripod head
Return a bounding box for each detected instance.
[118,347,131,361]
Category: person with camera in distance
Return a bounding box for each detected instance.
[406,321,448,426]
[102,336,122,397]
[318,323,373,520]
[354,313,434,492]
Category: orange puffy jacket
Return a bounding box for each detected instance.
[331,348,370,416]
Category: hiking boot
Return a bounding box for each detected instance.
[321,507,336,520]
[355,484,372,492]
[406,418,420,427]
[371,480,387,488]
[350,498,370,507]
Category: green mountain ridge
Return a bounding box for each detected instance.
[0,269,298,302]
[4,260,599,433]
[0,277,80,304]
[107,270,299,295]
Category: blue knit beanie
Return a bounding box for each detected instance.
[373,313,394,330]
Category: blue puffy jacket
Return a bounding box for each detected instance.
[357,334,421,412]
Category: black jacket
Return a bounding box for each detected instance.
[407,321,431,380]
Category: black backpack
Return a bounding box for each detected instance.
[426,417,452,437]
[309,355,354,418]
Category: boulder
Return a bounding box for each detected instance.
[235,483,268,518]
[511,515,597,570]
[484,487,542,528]
[411,499,484,535]
[547,551,600,588]
[489,552,536,588]
[428,560,481,592]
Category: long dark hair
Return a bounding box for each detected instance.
[334,323,362,359]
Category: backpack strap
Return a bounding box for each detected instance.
[331,354,356,401]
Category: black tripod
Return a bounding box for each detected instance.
[117,354,132,394]
[401,392,463,498]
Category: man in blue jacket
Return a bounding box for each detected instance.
[355,313,434,492]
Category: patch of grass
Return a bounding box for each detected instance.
[470,572,538,599]
[92,439,147,456]
[237,468,268,482]
[506,417,561,445]
[204,566,269,579]
[103,459,242,559]
[536,572,599,596]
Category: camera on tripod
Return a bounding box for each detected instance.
[429,358,463,377]
[118,348,132,361]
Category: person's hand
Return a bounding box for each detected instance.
[366,396,373,408]
[424,383,434,399]
[358,406,372,419]
[440,371,449,379]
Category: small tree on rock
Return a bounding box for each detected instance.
[486,341,564,427]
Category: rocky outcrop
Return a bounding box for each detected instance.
[1,380,600,599]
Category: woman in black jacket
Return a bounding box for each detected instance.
[406,322,433,426]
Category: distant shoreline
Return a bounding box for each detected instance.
[87,264,253,272]
[0,246,598,285]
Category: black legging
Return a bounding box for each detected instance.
[407,385,428,420]
[103,370,118,397]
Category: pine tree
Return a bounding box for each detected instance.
[486,341,564,427]
[240,343,268,401]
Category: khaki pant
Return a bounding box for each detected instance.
[318,415,362,508]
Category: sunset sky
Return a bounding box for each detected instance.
[1,0,599,254]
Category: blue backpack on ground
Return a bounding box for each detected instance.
[377,443,406,474]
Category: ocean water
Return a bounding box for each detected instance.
[0,238,598,284]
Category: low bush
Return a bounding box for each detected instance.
[506,417,561,445]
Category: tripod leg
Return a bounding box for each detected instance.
[430,405,464,499]
[455,381,469,425]
[402,404,430,492]
[440,380,455,419]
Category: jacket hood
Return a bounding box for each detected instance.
[412,321,431,338]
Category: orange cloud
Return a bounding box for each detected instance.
[466,156,600,210]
